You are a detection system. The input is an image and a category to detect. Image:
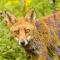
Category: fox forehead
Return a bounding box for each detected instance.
[10,19,35,31]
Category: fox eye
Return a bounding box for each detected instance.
[25,29,30,33]
[14,30,19,34]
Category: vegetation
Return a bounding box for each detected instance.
[0,0,60,60]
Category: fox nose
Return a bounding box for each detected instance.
[21,41,25,45]
[20,40,28,46]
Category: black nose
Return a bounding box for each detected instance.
[21,41,25,45]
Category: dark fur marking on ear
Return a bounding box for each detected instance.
[5,11,12,23]
[30,10,35,20]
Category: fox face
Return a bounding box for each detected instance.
[4,9,36,47]
[11,19,35,46]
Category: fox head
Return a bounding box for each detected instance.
[4,9,38,46]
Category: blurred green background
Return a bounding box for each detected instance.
[0,0,60,60]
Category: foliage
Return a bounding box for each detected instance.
[0,0,60,60]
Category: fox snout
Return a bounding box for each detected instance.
[20,39,28,46]
[15,35,32,46]
[16,38,29,46]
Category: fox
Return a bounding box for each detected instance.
[2,9,60,60]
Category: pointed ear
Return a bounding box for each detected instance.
[25,8,36,23]
[4,11,16,27]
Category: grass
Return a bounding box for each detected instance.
[0,0,60,60]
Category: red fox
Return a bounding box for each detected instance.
[2,9,60,60]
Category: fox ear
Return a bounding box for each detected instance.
[4,11,16,27]
[25,8,36,23]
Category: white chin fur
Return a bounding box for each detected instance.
[24,40,28,46]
